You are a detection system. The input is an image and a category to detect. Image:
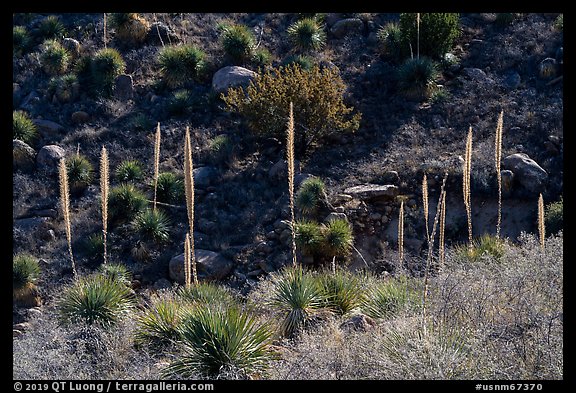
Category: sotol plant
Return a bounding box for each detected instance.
[286,17,326,53]
[287,102,297,266]
[219,23,256,63]
[183,127,197,286]
[495,111,504,238]
[66,154,93,194]
[40,39,70,76]
[463,127,473,249]
[115,160,143,182]
[158,45,206,88]
[59,158,76,277]
[13,110,38,146]
[399,13,460,59]
[109,13,150,46]
[13,253,41,299]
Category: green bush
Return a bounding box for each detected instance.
[77,48,126,97]
[455,234,506,264]
[163,305,275,378]
[132,208,171,244]
[362,276,417,319]
[220,23,256,63]
[397,57,439,100]
[282,54,314,71]
[66,154,93,194]
[13,253,40,294]
[83,233,105,262]
[317,269,365,316]
[108,183,147,223]
[36,15,65,40]
[155,172,185,204]
[98,263,132,286]
[545,197,563,235]
[377,22,404,61]
[251,47,272,68]
[157,45,206,89]
[177,282,238,307]
[109,13,150,46]
[399,13,460,59]
[166,90,193,116]
[40,39,70,76]
[295,177,326,217]
[13,110,38,145]
[48,74,80,103]
[13,26,31,56]
[295,220,324,256]
[115,160,143,183]
[207,135,235,167]
[287,17,326,52]
[58,274,135,327]
[222,64,361,155]
[270,265,325,337]
[323,218,353,258]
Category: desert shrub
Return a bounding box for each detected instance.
[269,265,326,337]
[36,15,65,40]
[222,64,361,155]
[377,22,404,61]
[108,183,147,223]
[109,13,150,46]
[362,276,418,319]
[155,172,184,204]
[48,74,80,103]
[157,45,206,88]
[295,220,324,256]
[397,57,439,100]
[166,89,193,116]
[58,274,135,327]
[13,110,38,145]
[40,39,70,76]
[98,263,131,286]
[207,134,235,167]
[545,197,563,235]
[132,208,171,244]
[129,113,154,132]
[323,218,354,258]
[317,269,365,316]
[454,234,506,264]
[76,48,125,97]
[251,47,272,68]
[177,282,237,307]
[13,26,31,56]
[494,13,517,27]
[13,253,40,295]
[219,23,256,63]
[163,304,275,379]
[66,154,93,194]
[282,54,314,71]
[399,13,460,59]
[115,160,143,183]
[295,177,326,217]
[83,233,105,262]
[286,17,326,52]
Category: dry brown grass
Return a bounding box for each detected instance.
[286,102,297,267]
[100,146,109,265]
[58,158,76,277]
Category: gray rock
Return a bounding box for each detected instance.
[382,170,400,184]
[193,166,217,188]
[13,330,24,338]
[71,111,90,124]
[114,74,134,101]
[274,219,292,231]
[169,249,233,283]
[13,83,22,106]
[36,145,65,173]
[324,212,348,223]
[13,140,36,172]
[268,159,300,179]
[13,322,30,331]
[340,313,376,332]
[503,71,521,90]
[294,173,312,188]
[330,18,364,38]
[212,66,257,94]
[32,119,64,137]
[153,278,172,290]
[62,38,81,58]
[27,308,43,318]
[462,68,494,85]
[502,153,548,194]
[147,22,179,45]
[500,170,514,197]
[344,184,399,201]
[20,90,40,111]
[370,213,382,221]
[14,216,51,234]
[333,194,353,204]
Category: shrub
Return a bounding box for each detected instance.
[108,183,147,223]
[13,26,31,56]
[494,13,516,27]
[207,135,235,166]
[13,253,40,294]
[220,23,256,63]
[155,172,185,204]
[58,274,135,327]
[222,64,361,155]
[48,74,80,103]
[157,45,206,89]
[397,57,439,100]
[66,154,93,194]
[376,22,404,61]
[77,48,126,97]
[270,266,325,337]
[135,295,192,350]
[83,233,105,262]
[177,282,237,307]
[40,39,70,76]
[287,17,326,53]
[129,113,154,132]
[109,13,150,46]
[282,54,314,71]
[13,110,38,145]
[362,276,417,319]
[454,234,506,264]
[251,47,272,68]
[323,218,353,258]
[98,263,131,286]
[132,208,171,244]
[115,160,143,183]
[545,197,563,235]
[36,15,65,40]
[163,304,275,379]
[295,220,324,256]
[295,177,326,217]
[399,13,460,59]
[317,269,365,316]
[166,90,193,116]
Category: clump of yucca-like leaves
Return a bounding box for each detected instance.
[77,48,126,97]
[219,23,256,64]
[66,154,93,194]
[132,208,171,244]
[163,304,275,379]
[13,110,38,146]
[40,39,70,76]
[108,183,147,223]
[155,172,185,204]
[397,57,439,100]
[454,234,506,264]
[177,281,237,307]
[317,269,365,316]
[13,253,41,295]
[157,45,206,89]
[295,177,326,218]
[286,17,326,53]
[98,262,131,286]
[48,74,80,103]
[362,276,417,320]
[115,160,143,183]
[109,13,150,46]
[13,26,31,56]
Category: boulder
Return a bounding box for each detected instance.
[503,71,521,90]
[268,159,301,179]
[212,66,257,94]
[114,74,134,101]
[344,184,399,201]
[36,145,65,173]
[340,313,376,332]
[13,140,36,172]
[32,119,64,137]
[62,37,81,58]
[502,153,548,194]
[500,170,514,197]
[71,111,90,124]
[193,166,217,188]
[330,18,364,38]
[169,249,233,283]
[324,212,348,223]
[462,68,495,85]
[146,22,179,45]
